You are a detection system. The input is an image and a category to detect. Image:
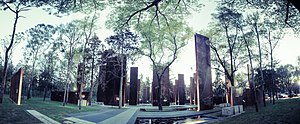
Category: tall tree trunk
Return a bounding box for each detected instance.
[88,55,95,106]
[268,31,276,105]
[254,25,266,107]
[242,29,258,112]
[250,60,258,112]
[43,86,47,101]
[63,79,67,106]
[79,81,83,110]
[63,59,71,106]
[27,52,37,99]
[229,77,235,106]
[158,77,162,111]
[66,83,70,104]
[119,55,124,109]
[1,10,19,103]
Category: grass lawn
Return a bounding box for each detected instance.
[0,95,105,123]
[213,97,300,124]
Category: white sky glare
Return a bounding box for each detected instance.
[0,0,299,85]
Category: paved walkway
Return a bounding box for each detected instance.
[63,106,221,124]
[63,107,139,124]
[27,110,60,124]
[99,107,139,124]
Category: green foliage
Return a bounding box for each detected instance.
[221,0,300,33]
[85,34,105,64]
[56,20,84,87]
[203,7,248,86]
[0,0,106,16]
[213,69,225,97]
[255,64,299,95]
[235,72,247,88]
[24,23,56,82]
[136,19,192,67]
[106,28,139,62]
[106,0,203,29]
[25,24,56,54]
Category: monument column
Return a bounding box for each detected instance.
[129,67,138,105]
[195,33,213,111]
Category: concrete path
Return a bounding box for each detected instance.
[64,107,139,124]
[63,117,96,124]
[99,107,139,124]
[64,106,221,124]
[64,109,125,123]
[27,110,60,124]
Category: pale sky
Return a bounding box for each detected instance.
[0,0,299,86]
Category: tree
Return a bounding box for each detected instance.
[255,66,279,103]
[277,64,295,96]
[245,12,269,107]
[240,22,259,112]
[222,0,300,32]
[265,21,284,104]
[212,68,225,97]
[207,6,248,106]
[85,34,105,106]
[107,0,202,29]
[0,0,30,103]
[38,41,60,101]
[1,32,23,94]
[39,67,53,101]
[57,21,82,106]
[45,0,106,15]
[106,28,139,109]
[235,73,247,89]
[136,19,192,110]
[77,13,99,109]
[24,24,56,99]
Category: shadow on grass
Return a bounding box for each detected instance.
[0,96,40,124]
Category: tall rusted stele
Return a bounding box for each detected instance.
[195,33,213,110]
[10,68,24,105]
[129,67,138,105]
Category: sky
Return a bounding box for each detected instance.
[0,0,299,86]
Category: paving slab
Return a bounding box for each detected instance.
[27,110,60,124]
[99,107,139,124]
[65,109,126,123]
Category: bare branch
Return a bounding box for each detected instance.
[4,2,16,13]
[124,0,162,25]
[212,67,225,74]
[157,8,169,27]
[284,0,290,26]
[174,0,182,11]
[210,44,230,78]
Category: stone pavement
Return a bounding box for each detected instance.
[63,106,221,124]
[27,110,60,124]
[63,107,139,124]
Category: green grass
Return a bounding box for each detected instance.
[212,98,300,124]
[0,96,40,124]
[0,95,105,123]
